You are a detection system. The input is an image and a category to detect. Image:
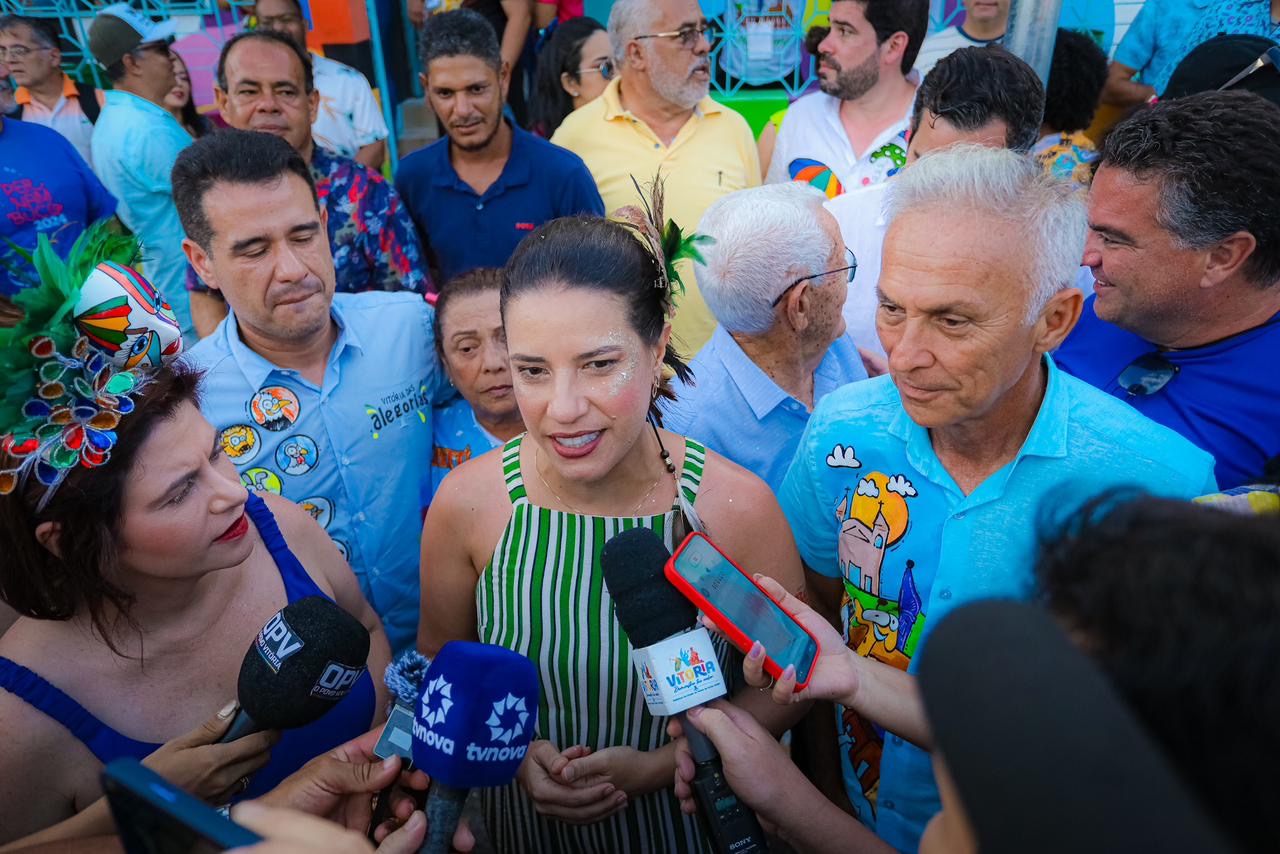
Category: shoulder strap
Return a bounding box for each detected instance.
[243,492,329,602]
[501,435,528,504]
[74,81,100,124]
[678,438,707,506]
[0,656,158,763]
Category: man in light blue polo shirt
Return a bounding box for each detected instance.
[175,130,450,654]
[87,4,194,337]
[663,182,867,492]
[1103,0,1208,107]
[779,146,1214,853]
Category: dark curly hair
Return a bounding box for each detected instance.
[1035,492,1280,854]
[1044,28,1107,134]
[0,362,203,654]
[912,46,1045,153]
[1100,90,1280,288]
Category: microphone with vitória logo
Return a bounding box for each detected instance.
[600,527,768,854]
[411,641,538,854]
[220,595,370,743]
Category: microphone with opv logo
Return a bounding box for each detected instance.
[600,527,768,854]
[220,595,371,744]
[411,641,538,854]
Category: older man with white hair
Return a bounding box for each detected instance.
[662,183,867,491]
[753,145,1217,854]
[551,0,760,353]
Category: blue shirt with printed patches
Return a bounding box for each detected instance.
[185,291,452,654]
[777,356,1215,853]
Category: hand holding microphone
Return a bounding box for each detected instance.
[410,640,539,854]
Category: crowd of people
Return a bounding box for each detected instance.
[1,0,1279,851]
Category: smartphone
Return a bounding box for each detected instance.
[666,532,819,689]
[102,759,263,854]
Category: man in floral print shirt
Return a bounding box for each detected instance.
[187,30,428,336]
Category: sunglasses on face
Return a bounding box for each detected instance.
[1116,351,1179,398]
[575,59,614,80]
[635,21,716,50]
[134,36,175,57]
[772,247,858,308]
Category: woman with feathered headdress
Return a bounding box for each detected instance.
[418,179,807,852]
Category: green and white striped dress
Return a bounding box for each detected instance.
[476,434,719,853]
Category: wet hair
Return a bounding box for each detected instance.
[420,8,501,74]
[434,267,504,360]
[529,16,606,137]
[0,363,203,653]
[1100,90,1280,288]
[836,0,930,75]
[501,216,692,421]
[1035,493,1280,854]
[911,45,1046,154]
[216,28,314,94]
[172,129,318,252]
[1044,28,1108,134]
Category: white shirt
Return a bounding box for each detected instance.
[913,26,1001,81]
[766,90,910,196]
[311,54,389,159]
[825,181,889,356]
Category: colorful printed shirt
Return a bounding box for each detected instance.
[1033,130,1099,189]
[1173,1,1280,75]
[778,358,1215,853]
[766,90,911,197]
[311,53,389,160]
[185,292,452,654]
[422,397,501,511]
[1112,0,1211,94]
[0,117,116,295]
[188,146,429,296]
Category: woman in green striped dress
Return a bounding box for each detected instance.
[418,211,808,853]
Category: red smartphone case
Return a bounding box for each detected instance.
[664,531,819,690]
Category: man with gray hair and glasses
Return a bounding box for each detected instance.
[770,145,1214,853]
[1056,90,1280,489]
[551,0,761,354]
[662,182,867,492]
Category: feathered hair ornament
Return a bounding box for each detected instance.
[613,174,713,313]
[0,222,185,507]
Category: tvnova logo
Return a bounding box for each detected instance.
[255,611,304,673]
[667,647,717,689]
[468,693,530,762]
[413,675,456,755]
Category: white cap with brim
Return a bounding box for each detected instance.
[88,3,177,68]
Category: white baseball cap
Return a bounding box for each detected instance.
[88,3,178,68]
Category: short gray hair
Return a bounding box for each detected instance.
[607,0,659,66]
[0,16,58,49]
[883,145,1086,320]
[694,183,833,335]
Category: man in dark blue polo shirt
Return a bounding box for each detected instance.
[395,9,603,286]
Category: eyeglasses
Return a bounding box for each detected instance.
[0,44,51,61]
[576,59,614,80]
[255,12,305,30]
[771,247,857,308]
[133,36,175,58]
[1116,351,1179,398]
[635,22,715,50]
[1218,45,1280,90]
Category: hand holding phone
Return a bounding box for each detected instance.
[103,760,262,854]
[666,533,820,690]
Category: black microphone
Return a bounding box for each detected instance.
[220,596,371,743]
[600,528,769,854]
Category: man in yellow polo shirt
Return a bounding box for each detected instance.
[552,0,761,353]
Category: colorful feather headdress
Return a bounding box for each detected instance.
[0,223,185,508]
[613,174,713,311]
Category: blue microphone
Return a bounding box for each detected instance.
[412,641,539,854]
